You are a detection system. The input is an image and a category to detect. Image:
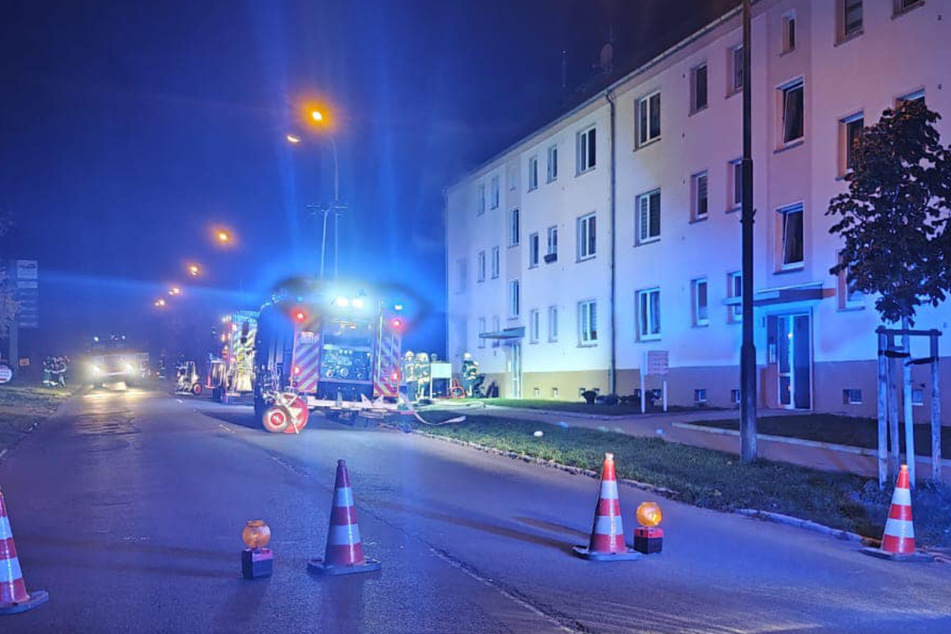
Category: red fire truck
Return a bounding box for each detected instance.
[252,286,404,433]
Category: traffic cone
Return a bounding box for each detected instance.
[308,460,381,576]
[0,487,49,615]
[573,453,640,561]
[861,465,932,562]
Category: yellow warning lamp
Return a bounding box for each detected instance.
[241,520,271,550]
[636,501,662,528]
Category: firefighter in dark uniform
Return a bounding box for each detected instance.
[415,352,430,401]
[402,351,416,401]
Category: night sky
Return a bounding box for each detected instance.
[0,0,735,360]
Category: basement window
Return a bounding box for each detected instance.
[694,389,708,404]
[842,388,863,405]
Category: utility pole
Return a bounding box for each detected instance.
[740,0,758,463]
[307,204,330,279]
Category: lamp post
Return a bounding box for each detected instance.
[288,108,343,280]
[739,0,758,463]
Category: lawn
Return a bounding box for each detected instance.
[461,398,707,416]
[688,413,951,457]
[0,385,69,455]
[392,412,951,548]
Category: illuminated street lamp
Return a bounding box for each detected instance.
[154,298,167,308]
[187,263,201,277]
[169,286,182,296]
[286,134,301,144]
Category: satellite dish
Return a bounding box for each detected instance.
[599,43,614,73]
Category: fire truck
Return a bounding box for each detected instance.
[212,310,258,401]
[252,286,404,433]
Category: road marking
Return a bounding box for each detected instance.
[270,455,310,478]
[0,449,7,461]
[218,424,235,434]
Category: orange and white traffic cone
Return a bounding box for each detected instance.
[308,460,382,575]
[0,487,49,615]
[573,453,640,561]
[862,465,932,562]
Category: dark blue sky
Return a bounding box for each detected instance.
[0,0,733,357]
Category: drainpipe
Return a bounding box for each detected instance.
[606,89,618,395]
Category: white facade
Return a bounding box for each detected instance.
[446,0,951,416]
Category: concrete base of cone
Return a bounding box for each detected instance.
[308,557,382,576]
[572,545,641,561]
[0,590,49,616]
[860,547,934,563]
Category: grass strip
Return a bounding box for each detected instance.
[0,386,70,455]
[461,398,706,416]
[395,412,951,548]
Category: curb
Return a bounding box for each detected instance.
[735,509,875,544]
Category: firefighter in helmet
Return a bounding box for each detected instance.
[461,352,479,398]
[402,350,417,400]
[415,351,430,401]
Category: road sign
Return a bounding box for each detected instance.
[0,364,12,384]
[15,260,38,280]
[14,260,39,329]
[646,350,669,376]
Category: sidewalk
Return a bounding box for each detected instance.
[428,402,950,483]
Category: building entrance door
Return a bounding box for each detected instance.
[510,343,522,399]
[777,313,811,409]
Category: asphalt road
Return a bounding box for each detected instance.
[1,387,950,633]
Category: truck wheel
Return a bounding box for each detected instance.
[191,383,203,396]
[262,405,291,433]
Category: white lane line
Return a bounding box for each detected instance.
[218,424,235,434]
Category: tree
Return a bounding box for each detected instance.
[828,99,951,323]
[0,209,18,339]
[828,99,951,486]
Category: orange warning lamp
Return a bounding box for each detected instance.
[636,501,662,528]
[241,520,271,550]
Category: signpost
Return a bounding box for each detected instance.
[641,350,669,414]
[0,364,12,384]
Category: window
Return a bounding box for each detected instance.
[527,156,539,191]
[781,13,796,54]
[636,190,661,244]
[842,388,863,405]
[692,171,708,221]
[491,246,500,279]
[691,65,708,113]
[730,159,743,209]
[529,233,540,267]
[492,316,500,348]
[577,213,596,260]
[779,203,804,268]
[476,250,486,282]
[912,388,925,406]
[730,45,744,94]
[728,271,743,321]
[839,0,863,41]
[508,280,520,317]
[456,258,467,293]
[636,288,661,340]
[579,300,598,345]
[577,126,596,173]
[508,165,517,191]
[546,144,558,182]
[546,226,558,262]
[898,89,925,106]
[490,175,500,209]
[837,251,864,309]
[529,309,540,343]
[694,389,708,404]
[478,317,486,348]
[692,278,709,326]
[636,92,661,146]
[840,113,864,175]
[894,0,924,16]
[552,387,559,398]
[509,208,520,246]
[731,389,741,404]
[781,79,804,144]
[548,305,558,342]
[477,183,485,215]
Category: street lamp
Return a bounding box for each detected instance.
[169,286,182,296]
[287,105,343,280]
[154,298,167,308]
[187,263,201,277]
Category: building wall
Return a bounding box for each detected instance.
[447,0,951,415]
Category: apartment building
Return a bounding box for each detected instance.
[445,0,951,417]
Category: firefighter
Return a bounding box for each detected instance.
[415,351,430,401]
[401,351,416,400]
[42,356,53,387]
[461,352,479,398]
